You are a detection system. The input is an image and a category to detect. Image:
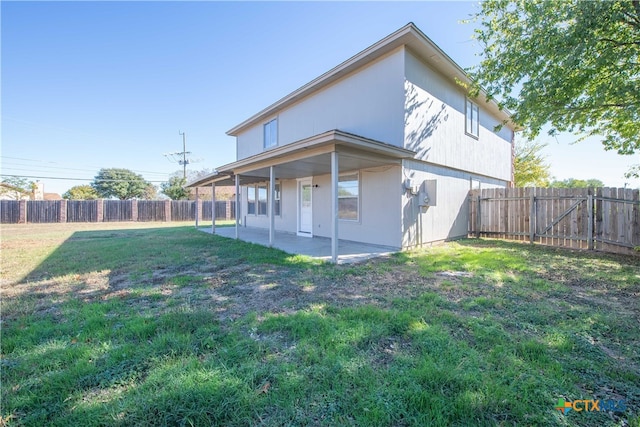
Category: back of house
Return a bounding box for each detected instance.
[191,23,515,250]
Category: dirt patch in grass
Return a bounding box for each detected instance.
[2,225,639,426]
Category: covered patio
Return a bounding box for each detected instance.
[200,226,398,264]
[187,129,414,263]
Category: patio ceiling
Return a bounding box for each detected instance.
[187,130,415,187]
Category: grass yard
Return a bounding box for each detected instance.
[1,222,639,426]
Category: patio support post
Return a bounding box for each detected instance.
[331,151,339,263]
[195,187,199,228]
[235,174,240,239]
[269,166,275,247]
[211,182,216,235]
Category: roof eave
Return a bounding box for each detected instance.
[226,23,416,136]
[185,171,230,188]
[226,22,515,136]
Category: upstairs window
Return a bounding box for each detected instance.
[466,99,479,138]
[264,118,278,149]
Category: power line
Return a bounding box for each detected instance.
[163,131,201,179]
[0,174,167,183]
[0,156,171,176]
[1,162,169,178]
[1,164,106,175]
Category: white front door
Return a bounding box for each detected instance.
[298,178,312,236]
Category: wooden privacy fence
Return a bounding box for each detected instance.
[468,187,640,256]
[67,200,99,222]
[0,200,236,224]
[0,200,20,224]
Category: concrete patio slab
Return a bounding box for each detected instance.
[199,226,399,264]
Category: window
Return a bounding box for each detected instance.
[247,183,280,216]
[258,185,267,215]
[466,99,479,138]
[263,118,278,149]
[338,173,359,221]
[247,186,256,215]
[274,183,281,216]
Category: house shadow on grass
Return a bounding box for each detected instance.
[23,225,314,280]
[6,225,315,324]
[3,229,640,425]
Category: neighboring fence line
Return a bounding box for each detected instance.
[0,200,20,224]
[0,200,236,224]
[67,200,99,222]
[468,187,640,256]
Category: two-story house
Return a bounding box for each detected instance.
[188,23,515,262]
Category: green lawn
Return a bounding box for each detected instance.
[1,222,639,426]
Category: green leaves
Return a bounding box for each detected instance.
[548,178,604,188]
[161,176,189,200]
[0,176,33,200]
[470,0,640,155]
[91,168,153,200]
[62,185,99,200]
[513,139,550,187]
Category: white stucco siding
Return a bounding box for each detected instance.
[404,51,513,181]
[239,166,402,248]
[236,48,407,160]
[402,159,507,248]
[241,179,297,233]
[311,165,402,248]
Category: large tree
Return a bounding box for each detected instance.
[62,185,99,200]
[91,168,152,200]
[513,139,551,187]
[160,169,216,201]
[470,0,640,157]
[143,184,158,200]
[161,176,189,200]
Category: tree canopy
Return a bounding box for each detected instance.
[63,185,100,200]
[470,0,640,156]
[161,176,189,200]
[91,168,153,200]
[0,177,34,200]
[549,178,605,188]
[513,139,551,187]
[161,169,218,200]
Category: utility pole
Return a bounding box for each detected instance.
[179,131,188,179]
[163,131,193,180]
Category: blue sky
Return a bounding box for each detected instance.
[2,1,638,195]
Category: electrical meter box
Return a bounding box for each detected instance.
[419,179,437,207]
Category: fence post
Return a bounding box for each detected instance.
[18,200,27,224]
[195,188,200,227]
[226,200,231,220]
[475,194,481,238]
[96,199,104,222]
[131,200,138,222]
[59,200,67,223]
[529,189,536,244]
[211,183,216,234]
[587,193,594,250]
[164,200,172,222]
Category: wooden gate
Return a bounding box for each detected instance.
[533,190,591,249]
[469,187,640,255]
